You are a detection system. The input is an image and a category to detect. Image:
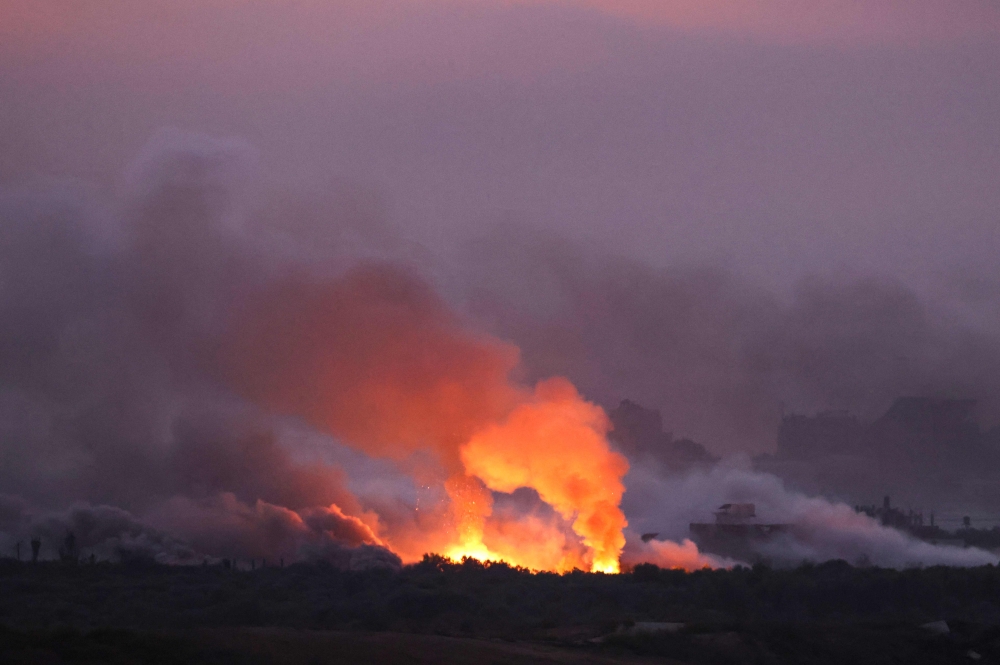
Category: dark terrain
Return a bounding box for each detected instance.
[3,556,1000,663]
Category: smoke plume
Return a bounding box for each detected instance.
[624,464,997,568]
[0,131,402,568]
[0,132,640,572]
[219,251,632,571]
[460,224,1000,459]
[0,131,997,573]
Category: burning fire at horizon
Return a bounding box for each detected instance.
[2,135,994,573]
[221,263,714,573]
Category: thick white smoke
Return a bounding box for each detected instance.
[623,462,998,568]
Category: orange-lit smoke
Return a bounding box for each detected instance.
[624,538,733,572]
[460,378,629,573]
[224,265,522,469]
[223,264,631,572]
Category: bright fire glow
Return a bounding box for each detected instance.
[457,378,629,573]
[224,265,724,574]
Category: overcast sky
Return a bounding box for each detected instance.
[3,1,1000,452]
[2,0,998,296]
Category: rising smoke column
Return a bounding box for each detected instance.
[15,130,962,573]
[0,131,658,572]
[220,265,522,468]
[221,264,635,571]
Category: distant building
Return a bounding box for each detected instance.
[876,397,978,438]
[854,495,977,547]
[773,397,982,463]
[760,396,1000,509]
[867,397,982,466]
[776,410,864,460]
[689,503,789,562]
[855,495,925,530]
[609,399,718,471]
[714,503,756,524]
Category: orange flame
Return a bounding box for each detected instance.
[460,378,629,573]
[443,474,495,563]
[222,265,632,573]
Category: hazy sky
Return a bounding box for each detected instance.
[3,1,998,297]
[3,1,1000,447]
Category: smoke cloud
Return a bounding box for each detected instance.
[0,132,642,572]
[218,231,632,571]
[624,464,997,569]
[0,130,997,573]
[0,131,401,568]
[3,1,1000,575]
[0,495,195,565]
[460,225,1000,460]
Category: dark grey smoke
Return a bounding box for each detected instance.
[451,224,1000,517]
[0,131,398,566]
[459,224,1000,455]
[0,494,195,564]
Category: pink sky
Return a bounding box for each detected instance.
[579,0,1000,44]
[1,0,998,292]
[4,0,999,57]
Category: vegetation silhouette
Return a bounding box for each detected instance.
[3,554,1000,662]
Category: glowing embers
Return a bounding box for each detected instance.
[443,474,496,565]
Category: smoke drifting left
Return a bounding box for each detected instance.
[0,132,639,572]
[0,133,392,566]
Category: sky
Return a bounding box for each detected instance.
[2,0,998,292]
[2,0,1000,449]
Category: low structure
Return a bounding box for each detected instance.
[689,503,790,562]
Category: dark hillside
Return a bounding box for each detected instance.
[3,557,1000,663]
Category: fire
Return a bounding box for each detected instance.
[481,510,591,572]
[442,474,497,563]
[434,381,631,573]
[459,378,629,573]
[222,264,632,573]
